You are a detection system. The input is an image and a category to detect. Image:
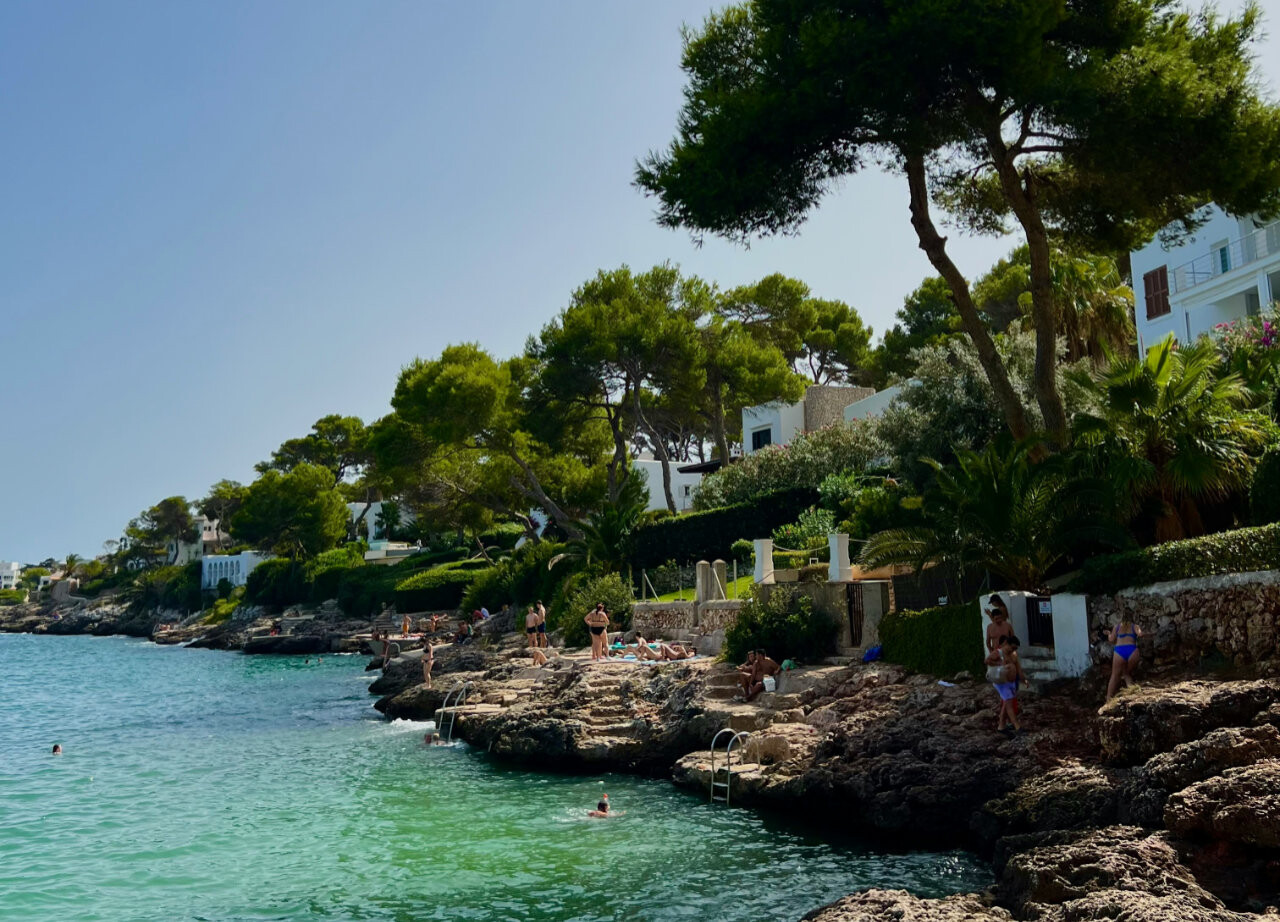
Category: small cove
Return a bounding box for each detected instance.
[0,634,990,922]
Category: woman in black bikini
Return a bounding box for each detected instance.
[584,603,610,661]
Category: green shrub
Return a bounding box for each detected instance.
[1069,523,1280,594]
[1252,445,1280,525]
[730,539,754,565]
[559,572,633,648]
[723,584,838,664]
[477,522,525,552]
[772,506,836,551]
[0,588,26,606]
[393,566,483,612]
[879,602,983,677]
[245,559,309,608]
[133,562,204,612]
[459,541,567,613]
[629,486,820,568]
[306,544,366,603]
[694,423,885,509]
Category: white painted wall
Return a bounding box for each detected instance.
[842,384,907,422]
[201,552,268,590]
[346,501,416,542]
[632,459,703,512]
[741,399,806,454]
[1132,205,1280,352]
[1049,593,1092,678]
[0,561,21,590]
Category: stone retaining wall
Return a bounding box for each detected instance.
[632,601,697,636]
[696,600,745,631]
[1088,569,1280,668]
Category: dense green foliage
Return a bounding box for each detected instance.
[879,602,984,678]
[629,486,819,568]
[1251,446,1280,526]
[393,566,484,613]
[771,506,834,552]
[459,541,567,614]
[559,573,633,647]
[231,462,349,558]
[723,584,837,664]
[1070,523,1280,595]
[693,423,882,510]
[131,562,203,613]
[0,588,26,606]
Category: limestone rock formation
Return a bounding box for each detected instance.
[1165,760,1280,848]
[1097,680,1280,765]
[801,890,1012,921]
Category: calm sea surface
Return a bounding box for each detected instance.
[0,634,988,921]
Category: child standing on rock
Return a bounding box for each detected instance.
[986,635,1027,736]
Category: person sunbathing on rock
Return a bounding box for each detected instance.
[658,642,696,660]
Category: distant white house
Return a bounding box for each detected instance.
[201,551,268,591]
[0,561,21,591]
[346,501,415,543]
[741,384,876,455]
[1132,204,1280,351]
[842,383,911,423]
[166,515,225,566]
[632,458,704,513]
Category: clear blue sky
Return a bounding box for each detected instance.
[3,0,1278,564]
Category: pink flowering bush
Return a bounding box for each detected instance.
[1210,309,1280,402]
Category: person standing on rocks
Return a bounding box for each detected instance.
[985,596,1014,654]
[986,635,1026,735]
[536,600,548,648]
[526,606,540,649]
[584,603,610,661]
[422,641,435,689]
[1106,616,1143,700]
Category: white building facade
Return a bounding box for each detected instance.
[0,561,21,590]
[1132,205,1280,352]
[201,552,268,591]
[632,459,704,513]
[741,384,877,455]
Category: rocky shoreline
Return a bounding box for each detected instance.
[6,597,1278,920]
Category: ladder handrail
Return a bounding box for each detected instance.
[708,728,750,805]
[437,680,472,743]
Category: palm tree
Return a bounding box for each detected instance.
[61,554,82,580]
[551,472,648,574]
[1049,250,1134,364]
[859,437,1123,590]
[1070,335,1275,542]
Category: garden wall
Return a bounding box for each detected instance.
[1087,569,1280,668]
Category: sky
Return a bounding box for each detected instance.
[3,0,1279,565]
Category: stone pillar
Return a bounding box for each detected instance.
[711,559,728,601]
[695,560,713,604]
[828,533,851,582]
[753,539,774,585]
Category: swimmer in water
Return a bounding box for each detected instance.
[52,744,62,755]
[588,792,610,817]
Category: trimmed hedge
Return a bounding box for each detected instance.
[1252,445,1280,525]
[879,602,983,678]
[393,567,484,612]
[1069,523,1280,595]
[629,486,820,569]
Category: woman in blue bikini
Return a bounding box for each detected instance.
[1106,617,1142,700]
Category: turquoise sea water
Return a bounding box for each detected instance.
[0,634,989,921]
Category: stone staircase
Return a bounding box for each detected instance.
[1020,644,1062,687]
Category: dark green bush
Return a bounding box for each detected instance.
[879,602,983,677]
[629,486,820,568]
[133,562,204,612]
[245,558,309,607]
[558,572,633,647]
[730,539,754,564]
[335,566,402,618]
[459,541,566,612]
[0,588,26,606]
[393,566,483,612]
[1252,445,1280,525]
[306,544,366,602]
[477,522,525,552]
[1069,523,1280,595]
[723,584,838,664]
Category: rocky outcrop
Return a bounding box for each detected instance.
[801,890,1011,921]
[1120,725,1280,827]
[998,826,1248,921]
[976,762,1122,844]
[1097,680,1280,765]
[1166,760,1280,848]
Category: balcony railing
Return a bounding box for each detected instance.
[1169,220,1280,294]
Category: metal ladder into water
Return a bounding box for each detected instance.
[708,728,750,805]
[437,680,472,743]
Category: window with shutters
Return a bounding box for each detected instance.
[1143,266,1171,319]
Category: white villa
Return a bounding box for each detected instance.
[1132,204,1280,351]
[166,515,225,566]
[741,384,875,454]
[201,551,268,591]
[0,561,21,591]
[633,458,705,513]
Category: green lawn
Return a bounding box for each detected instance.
[644,573,753,603]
